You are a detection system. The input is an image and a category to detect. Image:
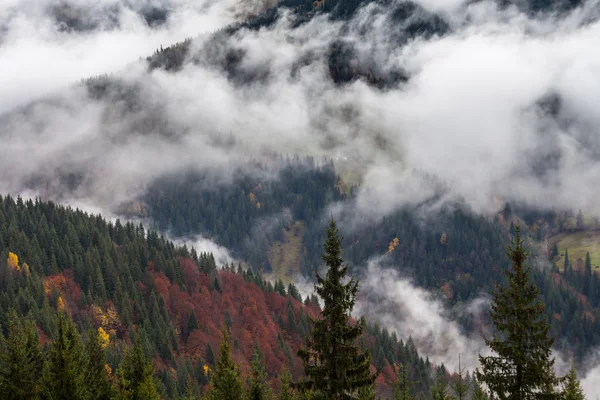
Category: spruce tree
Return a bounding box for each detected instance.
[279,367,296,400]
[297,219,377,399]
[477,226,558,399]
[393,363,414,400]
[450,355,470,400]
[207,327,244,400]
[561,368,585,400]
[187,311,199,339]
[0,312,43,400]
[247,347,274,400]
[41,311,86,400]
[115,332,159,400]
[83,328,113,400]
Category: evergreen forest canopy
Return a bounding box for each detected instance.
[0,196,589,399]
[1,0,600,397]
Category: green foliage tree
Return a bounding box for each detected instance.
[0,312,43,400]
[393,363,414,400]
[247,347,273,400]
[207,327,244,400]
[279,367,296,400]
[41,311,86,400]
[297,219,377,399]
[561,367,585,400]
[477,226,558,399]
[187,311,199,339]
[431,376,452,400]
[83,328,113,400]
[115,333,160,400]
[450,355,470,400]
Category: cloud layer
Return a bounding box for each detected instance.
[1,0,599,221]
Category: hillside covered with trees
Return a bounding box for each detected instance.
[0,195,447,399]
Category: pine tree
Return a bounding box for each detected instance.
[0,312,43,400]
[247,347,273,400]
[477,226,558,399]
[431,376,452,400]
[564,249,570,273]
[393,363,414,400]
[450,355,470,400]
[41,311,86,400]
[471,379,488,400]
[207,327,244,400]
[297,219,377,399]
[279,367,296,400]
[561,368,585,400]
[206,342,216,365]
[83,328,113,400]
[115,332,159,400]
[187,311,199,339]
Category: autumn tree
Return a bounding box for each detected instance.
[207,327,244,400]
[561,368,585,400]
[297,219,377,399]
[477,226,558,399]
[41,311,86,400]
[7,251,19,271]
[0,312,43,400]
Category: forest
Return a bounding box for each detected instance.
[0,196,589,399]
[137,158,600,363]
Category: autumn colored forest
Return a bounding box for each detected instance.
[0,195,446,399]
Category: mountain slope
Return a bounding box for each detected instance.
[0,194,440,398]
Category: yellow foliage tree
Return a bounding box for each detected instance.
[256,202,261,209]
[248,192,256,202]
[388,238,400,253]
[7,252,19,271]
[98,327,110,349]
[57,296,65,311]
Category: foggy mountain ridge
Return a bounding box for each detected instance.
[2,0,600,394]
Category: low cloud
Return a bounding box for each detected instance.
[354,257,490,371]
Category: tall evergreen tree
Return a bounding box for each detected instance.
[247,347,273,400]
[279,367,296,400]
[561,367,585,400]
[393,363,414,400]
[477,226,558,399]
[83,328,113,400]
[41,311,86,400]
[115,332,160,400]
[297,219,377,399]
[207,327,244,400]
[450,355,470,400]
[0,312,43,400]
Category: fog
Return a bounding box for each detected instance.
[1,0,600,394]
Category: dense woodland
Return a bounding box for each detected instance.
[0,196,588,399]
[0,195,450,399]
[138,158,600,363]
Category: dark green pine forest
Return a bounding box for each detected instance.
[137,158,600,363]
